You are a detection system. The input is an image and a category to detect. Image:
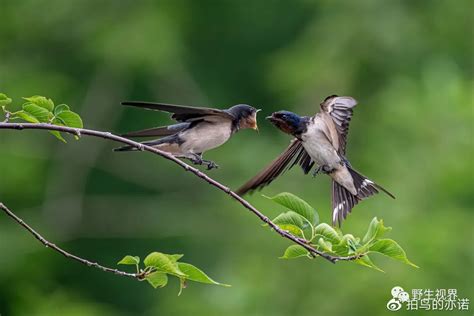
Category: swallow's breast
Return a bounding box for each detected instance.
[301,119,340,168]
[179,120,233,154]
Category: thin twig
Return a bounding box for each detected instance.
[0,202,147,279]
[0,122,360,263]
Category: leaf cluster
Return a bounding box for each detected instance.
[265,192,418,272]
[1,93,83,142]
[118,252,230,294]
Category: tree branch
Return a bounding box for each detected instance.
[0,122,361,263]
[0,202,146,279]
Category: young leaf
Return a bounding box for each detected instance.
[280,245,310,259]
[49,131,67,143]
[273,211,305,229]
[144,252,186,277]
[55,110,83,128]
[354,255,384,272]
[13,110,40,123]
[177,262,230,286]
[362,217,392,244]
[0,93,12,106]
[332,234,357,255]
[277,224,305,238]
[23,103,51,122]
[317,238,333,252]
[166,254,184,262]
[314,223,341,244]
[117,255,140,265]
[265,192,319,225]
[54,104,70,115]
[369,239,418,268]
[23,96,54,111]
[145,272,168,289]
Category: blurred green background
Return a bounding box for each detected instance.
[1,1,473,315]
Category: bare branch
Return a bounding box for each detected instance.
[0,202,146,279]
[0,122,361,263]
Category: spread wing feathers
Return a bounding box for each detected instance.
[332,167,395,226]
[319,95,357,154]
[122,101,234,122]
[236,139,314,196]
[121,122,190,138]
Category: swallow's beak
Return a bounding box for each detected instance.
[251,110,260,132]
[266,113,278,124]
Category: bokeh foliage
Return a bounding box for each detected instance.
[0,1,472,315]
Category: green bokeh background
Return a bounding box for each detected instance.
[0,1,472,315]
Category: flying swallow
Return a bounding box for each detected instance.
[115,101,259,169]
[236,95,394,226]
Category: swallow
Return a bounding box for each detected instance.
[114,101,259,169]
[236,95,394,226]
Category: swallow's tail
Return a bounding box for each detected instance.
[332,167,395,226]
[113,138,171,152]
[121,122,190,138]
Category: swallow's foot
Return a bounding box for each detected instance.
[313,165,333,177]
[202,159,219,170]
[189,155,204,166]
[312,167,322,177]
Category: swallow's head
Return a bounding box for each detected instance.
[266,111,303,136]
[228,104,260,131]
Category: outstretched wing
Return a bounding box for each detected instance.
[122,101,234,122]
[121,122,191,138]
[236,139,314,196]
[319,95,357,155]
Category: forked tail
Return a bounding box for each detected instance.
[332,167,395,226]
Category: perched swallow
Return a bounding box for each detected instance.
[236,95,394,226]
[114,101,259,169]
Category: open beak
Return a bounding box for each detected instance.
[252,109,261,132]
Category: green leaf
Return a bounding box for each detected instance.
[370,239,419,268]
[0,93,12,106]
[273,211,305,229]
[23,103,51,122]
[55,110,83,128]
[49,131,67,143]
[13,110,40,123]
[117,255,140,265]
[177,262,230,286]
[53,104,70,115]
[332,234,357,255]
[354,255,384,272]
[23,96,54,111]
[280,245,310,259]
[144,252,186,277]
[145,272,168,289]
[166,254,184,262]
[362,217,392,244]
[265,192,318,225]
[277,224,305,238]
[317,238,333,252]
[314,223,341,244]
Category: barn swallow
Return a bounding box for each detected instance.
[114,101,259,169]
[236,95,394,226]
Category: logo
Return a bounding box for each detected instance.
[387,286,410,311]
[387,286,470,312]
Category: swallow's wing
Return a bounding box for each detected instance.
[121,122,191,138]
[236,139,314,195]
[122,101,234,122]
[319,95,357,155]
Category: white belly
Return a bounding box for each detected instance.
[179,121,232,154]
[301,119,340,168]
